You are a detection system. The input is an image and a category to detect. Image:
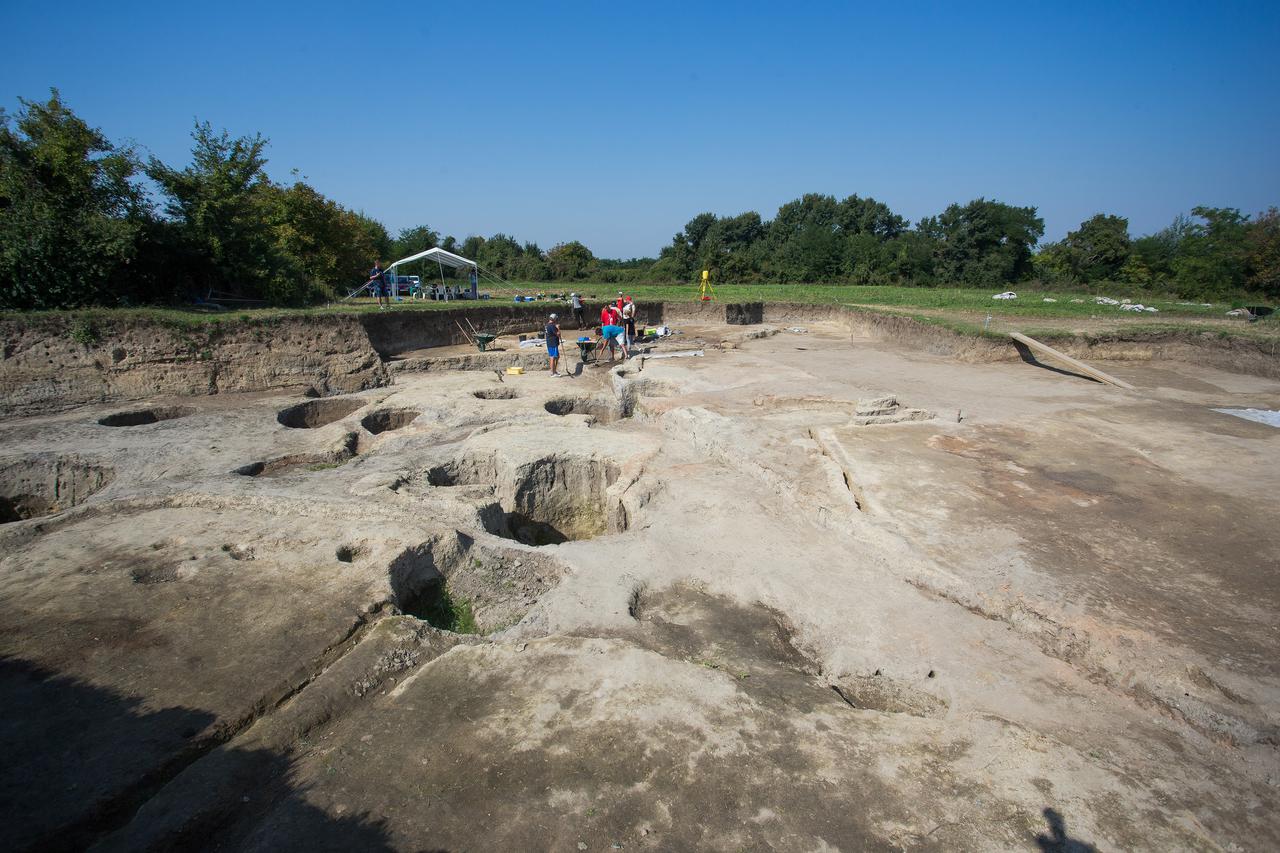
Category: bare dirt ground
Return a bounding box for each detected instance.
[1,319,1277,851]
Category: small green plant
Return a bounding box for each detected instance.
[69,318,100,346]
[414,581,478,634]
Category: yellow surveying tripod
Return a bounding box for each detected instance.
[698,269,714,302]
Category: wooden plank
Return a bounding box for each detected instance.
[1009,332,1135,390]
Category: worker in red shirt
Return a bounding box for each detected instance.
[600,302,618,326]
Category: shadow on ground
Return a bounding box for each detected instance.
[0,655,401,853]
[1012,340,1101,384]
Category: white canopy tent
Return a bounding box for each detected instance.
[346,246,511,301]
[387,247,477,273]
[379,247,481,301]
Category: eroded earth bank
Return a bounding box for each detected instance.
[1,314,1277,851]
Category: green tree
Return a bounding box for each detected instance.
[145,121,277,299]
[1172,207,1249,300]
[1244,207,1280,299]
[933,198,1044,285]
[837,194,907,239]
[391,224,439,260]
[261,181,386,303]
[1063,214,1130,282]
[545,241,596,280]
[0,89,149,309]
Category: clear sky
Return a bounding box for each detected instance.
[3,1,1278,258]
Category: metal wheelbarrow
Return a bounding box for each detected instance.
[474,333,496,352]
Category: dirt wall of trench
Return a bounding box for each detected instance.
[0,315,386,419]
[360,302,663,355]
[829,307,1280,380]
[1,302,1275,420]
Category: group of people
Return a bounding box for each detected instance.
[544,291,639,377]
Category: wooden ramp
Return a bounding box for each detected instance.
[1009,332,1135,390]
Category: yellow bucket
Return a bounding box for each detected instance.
[505,366,524,375]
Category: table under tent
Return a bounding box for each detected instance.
[388,247,482,301]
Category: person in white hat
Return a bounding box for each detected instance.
[546,313,563,377]
[570,292,585,328]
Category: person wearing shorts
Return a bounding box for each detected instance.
[546,313,562,377]
[369,261,388,309]
[597,322,628,362]
[622,296,636,346]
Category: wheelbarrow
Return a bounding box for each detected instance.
[576,338,598,364]
[474,333,496,352]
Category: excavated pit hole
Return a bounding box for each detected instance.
[97,406,196,427]
[0,457,115,523]
[544,396,628,425]
[276,397,364,429]
[387,537,567,633]
[234,453,346,478]
[425,456,625,546]
[361,408,421,435]
[473,388,518,400]
[336,544,366,563]
[236,434,360,478]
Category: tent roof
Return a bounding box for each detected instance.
[388,247,477,270]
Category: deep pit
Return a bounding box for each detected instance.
[387,536,567,633]
[473,388,518,400]
[424,455,625,546]
[97,406,196,427]
[361,408,420,435]
[0,456,115,523]
[544,396,626,425]
[277,397,364,429]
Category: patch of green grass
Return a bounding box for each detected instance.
[6,282,1274,345]
[415,581,478,634]
[68,318,100,346]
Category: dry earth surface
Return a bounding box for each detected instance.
[1,315,1277,852]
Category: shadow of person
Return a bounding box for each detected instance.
[1035,807,1098,852]
[1011,340,1100,384]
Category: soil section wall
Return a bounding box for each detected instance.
[361,302,664,356]
[2,302,1275,419]
[0,315,385,419]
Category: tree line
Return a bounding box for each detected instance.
[2,91,1276,310]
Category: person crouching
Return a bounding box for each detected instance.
[596,319,628,362]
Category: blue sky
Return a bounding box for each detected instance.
[3,1,1278,258]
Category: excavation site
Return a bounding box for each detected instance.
[0,302,1277,852]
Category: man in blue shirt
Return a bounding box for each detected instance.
[369,261,388,309]
[596,319,628,362]
[546,313,563,377]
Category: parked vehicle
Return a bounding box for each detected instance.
[387,274,419,296]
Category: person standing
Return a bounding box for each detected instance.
[546,313,563,377]
[571,292,585,328]
[615,291,625,313]
[622,296,637,346]
[600,301,617,328]
[469,267,479,299]
[369,261,388,309]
